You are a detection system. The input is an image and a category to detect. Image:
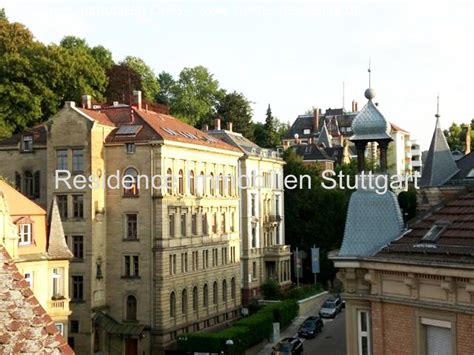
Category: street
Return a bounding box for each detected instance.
[301,311,346,355]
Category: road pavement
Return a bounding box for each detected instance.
[302,310,346,354]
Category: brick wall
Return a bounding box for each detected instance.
[457,314,474,355]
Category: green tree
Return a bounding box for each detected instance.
[90,45,114,70]
[443,121,474,152]
[156,71,176,105]
[259,104,280,148]
[216,91,254,139]
[105,63,142,104]
[123,56,160,102]
[169,66,223,126]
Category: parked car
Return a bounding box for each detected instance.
[271,337,304,355]
[298,316,324,338]
[319,296,343,318]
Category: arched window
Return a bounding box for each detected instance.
[212,281,218,304]
[203,284,208,307]
[123,168,139,197]
[126,295,137,320]
[170,292,176,318]
[222,280,227,302]
[197,171,205,196]
[189,171,195,195]
[209,173,215,196]
[218,173,224,196]
[227,174,232,196]
[24,171,34,198]
[231,278,236,300]
[192,286,198,311]
[178,170,184,195]
[166,168,173,195]
[181,289,187,315]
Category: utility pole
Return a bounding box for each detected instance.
[295,247,300,288]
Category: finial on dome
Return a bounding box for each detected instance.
[364,58,376,100]
[435,93,440,118]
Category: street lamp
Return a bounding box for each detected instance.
[225,339,234,355]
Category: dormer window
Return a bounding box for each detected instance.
[18,223,32,245]
[466,168,474,179]
[21,135,33,152]
[303,129,311,135]
[126,143,136,154]
[420,223,449,243]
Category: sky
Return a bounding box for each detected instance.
[2,0,474,150]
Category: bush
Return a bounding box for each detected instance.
[232,309,273,347]
[261,279,282,300]
[281,283,321,300]
[269,299,299,328]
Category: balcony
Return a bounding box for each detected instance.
[47,298,71,317]
[263,214,282,226]
[263,244,291,259]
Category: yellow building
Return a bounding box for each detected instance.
[0,180,73,338]
[0,92,244,354]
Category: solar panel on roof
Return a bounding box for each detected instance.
[116,125,142,135]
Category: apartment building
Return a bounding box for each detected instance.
[0,180,72,339]
[0,92,243,354]
[208,120,291,303]
[388,123,412,177]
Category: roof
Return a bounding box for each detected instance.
[290,144,333,162]
[76,108,115,127]
[378,191,474,261]
[47,198,73,260]
[207,129,281,159]
[420,117,459,187]
[0,124,47,147]
[339,177,404,257]
[451,151,474,182]
[93,311,146,335]
[390,122,409,134]
[317,121,332,147]
[350,100,392,141]
[0,244,73,354]
[0,181,45,215]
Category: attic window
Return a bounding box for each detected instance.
[420,223,449,243]
[163,128,178,136]
[303,129,310,135]
[21,135,33,152]
[116,125,142,136]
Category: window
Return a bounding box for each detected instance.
[72,195,84,219]
[55,323,64,336]
[227,174,232,196]
[221,213,226,233]
[70,320,79,334]
[169,254,177,275]
[231,212,235,232]
[178,169,184,195]
[212,248,218,267]
[57,195,68,220]
[24,272,33,288]
[15,172,21,191]
[123,168,139,197]
[18,223,32,245]
[124,255,139,277]
[169,214,175,237]
[192,287,198,311]
[189,171,195,195]
[181,253,188,273]
[72,149,84,172]
[423,319,453,355]
[181,289,188,314]
[126,143,136,154]
[209,173,215,195]
[212,213,217,234]
[24,171,34,198]
[203,284,209,307]
[218,173,224,196]
[213,281,218,304]
[170,292,176,317]
[231,278,236,300]
[191,214,197,235]
[72,235,83,259]
[222,280,227,302]
[21,135,33,152]
[251,226,257,248]
[181,214,186,237]
[221,247,228,265]
[275,195,280,215]
[421,223,449,243]
[125,214,138,240]
[357,310,371,355]
[52,268,64,300]
[192,251,198,271]
[71,275,83,301]
[251,194,256,217]
[166,168,173,195]
[126,295,137,321]
[252,262,257,279]
[57,149,68,171]
[203,250,209,269]
[202,214,208,235]
[197,171,205,196]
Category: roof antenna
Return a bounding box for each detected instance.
[435,93,440,118]
[368,57,372,89]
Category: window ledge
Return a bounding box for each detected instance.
[122,238,140,242]
[70,299,86,304]
[121,276,141,280]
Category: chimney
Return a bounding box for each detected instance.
[465,125,472,155]
[227,122,233,132]
[65,101,76,108]
[81,95,92,109]
[113,101,119,107]
[313,108,320,133]
[132,90,142,110]
[354,101,358,112]
[215,117,221,130]
[203,124,209,132]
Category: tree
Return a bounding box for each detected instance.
[123,56,160,102]
[216,91,254,139]
[258,104,280,148]
[444,121,474,152]
[90,45,114,70]
[105,63,142,104]
[157,71,175,105]
[168,66,223,126]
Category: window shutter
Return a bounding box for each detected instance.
[34,171,40,198]
[426,325,452,355]
[15,172,22,191]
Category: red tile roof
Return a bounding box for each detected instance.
[77,108,115,127]
[378,191,474,259]
[0,245,74,354]
[390,122,409,134]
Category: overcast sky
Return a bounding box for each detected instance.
[3,0,474,150]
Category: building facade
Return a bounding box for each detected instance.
[208,120,291,304]
[388,123,412,177]
[0,92,243,354]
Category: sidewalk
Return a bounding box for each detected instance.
[255,308,318,355]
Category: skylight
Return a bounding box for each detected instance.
[420,223,449,243]
[116,125,142,136]
[163,127,178,136]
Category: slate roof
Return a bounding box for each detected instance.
[378,191,474,261]
[47,198,73,260]
[0,124,47,147]
[317,121,332,147]
[339,177,404,257]
[0,244,73,354]
[290,144,333,162]
[350,100,392,141]
[420,117,459,187]
[450,152,474,183]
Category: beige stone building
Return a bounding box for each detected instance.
[0,180,73,338]
[0,92,243,354]
[209,120,291,303]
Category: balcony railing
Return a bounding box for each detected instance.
[48,298,69,311]
[263,244,290,257]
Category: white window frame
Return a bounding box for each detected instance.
[19,223,32,245]
[357,309,371,355]
[55,323,64,336]
[22,135,33,152]
[24,272,33,288]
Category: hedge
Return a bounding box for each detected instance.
[177,299,299,354]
